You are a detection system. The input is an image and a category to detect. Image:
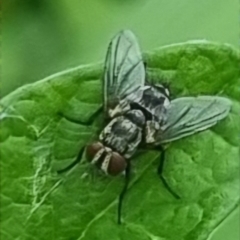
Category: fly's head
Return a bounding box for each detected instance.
[86,142,127,176]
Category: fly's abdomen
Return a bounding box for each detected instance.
[130,85,170,124]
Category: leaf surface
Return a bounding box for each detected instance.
[1,41,239,240]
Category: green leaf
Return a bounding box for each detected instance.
[1,41,239,240]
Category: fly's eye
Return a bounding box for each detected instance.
[86,142,103,162]
[107,152,127,176]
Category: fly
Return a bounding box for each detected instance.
[58,30,232,224]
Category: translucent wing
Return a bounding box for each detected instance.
[155,96,232,144]
[103,30,145,114]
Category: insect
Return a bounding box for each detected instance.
[58,30,232,224]
[86,31,172,173]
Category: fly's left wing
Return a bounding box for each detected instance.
[155,96,232,144]
[103,30,145,116]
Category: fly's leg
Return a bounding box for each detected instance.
[158,146,180,199]
[145,120,160,144]
[57,147,85,174]
[118,161,131,224]
[109,99,130,118]
[117,131,142,224]
[124,130,142,159]
[87,164,99,183]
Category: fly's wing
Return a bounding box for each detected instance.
[155,96,232,144]
[103,30,145,115]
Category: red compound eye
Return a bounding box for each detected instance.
[107,152,127,176]
[86,142,103,162]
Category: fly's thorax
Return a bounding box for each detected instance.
[99,116,142,155]
[124,109,146,128]
[86,142,127,176]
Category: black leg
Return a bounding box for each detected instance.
[143,61,147,69]
[89,164,99,183]
[158,146,180,199]
[57,146,85,174]
[117,162,131,224]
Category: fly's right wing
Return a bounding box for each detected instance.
[155,96,232,144]
[103,30,145,116]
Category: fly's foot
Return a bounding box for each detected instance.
[145,120,160,143]
[109,100,130,118]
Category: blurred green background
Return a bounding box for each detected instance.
[2,0,239,239]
